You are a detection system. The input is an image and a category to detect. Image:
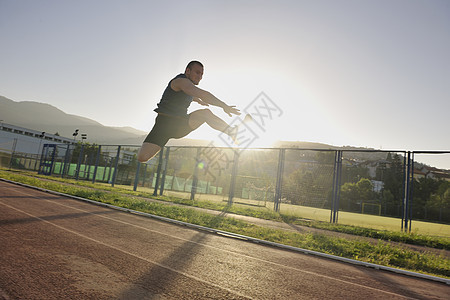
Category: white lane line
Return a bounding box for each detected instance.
[0,200,253,300]
[0,184,420,300]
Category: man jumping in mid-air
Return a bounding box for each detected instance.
[137,60,241,163]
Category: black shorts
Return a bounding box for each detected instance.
[143,113,193,147]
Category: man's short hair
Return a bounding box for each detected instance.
[186,60,203,70]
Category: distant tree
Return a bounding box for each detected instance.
[424,180,450,222]
[340,178,376,212]
[413,177,441,208]
[357,178,375,201]
[383,153,404,204]
[340,182,359,211]
[341,165,370,185]
[408,177,450,222]
[316,151,335,164]
[284,169,311,205]
[382,189,394,204]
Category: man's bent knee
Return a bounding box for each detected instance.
[192,108,214,118]
[137,143,161,163]
[189,109,213,129]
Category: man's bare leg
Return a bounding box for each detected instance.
[137,142,161,163]
[188,109,233,133]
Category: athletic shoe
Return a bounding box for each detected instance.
[243,113,253,123]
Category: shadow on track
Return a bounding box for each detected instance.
[117,205,248,299]
[0,210,118,226]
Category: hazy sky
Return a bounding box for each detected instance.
[1,0,449,166]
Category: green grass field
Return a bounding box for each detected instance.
[130,186,450,238]
[279,204,450,238]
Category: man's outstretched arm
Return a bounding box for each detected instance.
[192,97,209,106]
[172,78,240,117]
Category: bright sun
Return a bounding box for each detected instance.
[206,118,279,149]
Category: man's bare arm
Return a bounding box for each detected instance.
[172,78,240,116]
[192,97,209,106]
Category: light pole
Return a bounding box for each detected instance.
[73,129,79,142]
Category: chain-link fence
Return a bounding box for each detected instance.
[2,138,449,232]
[409,152,450,224]
[1,137,43,171]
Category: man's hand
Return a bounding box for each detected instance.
[223,105,241,117]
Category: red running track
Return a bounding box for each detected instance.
[0,180,449,299]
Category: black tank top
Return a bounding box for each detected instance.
[154,74,193,116]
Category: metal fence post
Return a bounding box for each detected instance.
[75,144,85,181]
[92,145,101,183]
[336,151,343,222]
[133,162,141,191]
[330,151,338,223]
[403,151,411,232]
[160,147,170,195]
[106,157,113,183]
[401,153,407,231]
[153,147,164,196]
[228,150,240,206]
[409,152,415,232]
[62,144,71,178]
[274,148,286,212]
[111,146,121,187]
[331,150,343,223]
[190,148,200,200]
[87,151,95,180]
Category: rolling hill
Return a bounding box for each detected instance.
[0,95,149,145]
